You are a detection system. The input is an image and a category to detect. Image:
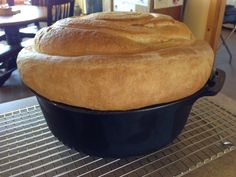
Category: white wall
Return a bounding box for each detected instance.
[102,0,112,11]
[112,0,149,12]
[227,0,236,6]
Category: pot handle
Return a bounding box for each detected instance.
[203,68,225,96]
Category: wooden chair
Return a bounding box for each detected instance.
[20,0,74,39]
[47,0,75,25]
[0,0,75,86]
[31,0,75,26]
[30,0,48,28]
[31,0,48,6]
[0,44,22,86]
[0,39,33,87]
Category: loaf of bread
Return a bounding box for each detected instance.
[17,12,214,111]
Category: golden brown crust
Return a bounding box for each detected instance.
[17,12,214,111]
[33,12,194,56]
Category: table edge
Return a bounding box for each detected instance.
[0,5,47,27]
[0,96,38,114]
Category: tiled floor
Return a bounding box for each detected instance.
[0,28,236,104]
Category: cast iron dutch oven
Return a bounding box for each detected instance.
[35,68,225,158]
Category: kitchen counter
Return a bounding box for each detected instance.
[0,93,236,177]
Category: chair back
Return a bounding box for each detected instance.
[31,0,75,26]
[47,0,75,25]
[31,0,47,6]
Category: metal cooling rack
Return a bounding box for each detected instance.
[0,98,236,177]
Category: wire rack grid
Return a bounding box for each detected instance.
[0,98,236,177]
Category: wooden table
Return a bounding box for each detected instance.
[0,5,47,46]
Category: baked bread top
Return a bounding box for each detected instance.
[33,12,194,56]
[17,12,214,111]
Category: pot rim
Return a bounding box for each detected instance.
[34,86,205,115]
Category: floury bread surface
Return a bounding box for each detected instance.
[17,12,214,111]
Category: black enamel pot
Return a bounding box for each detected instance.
[35,69,225,158]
